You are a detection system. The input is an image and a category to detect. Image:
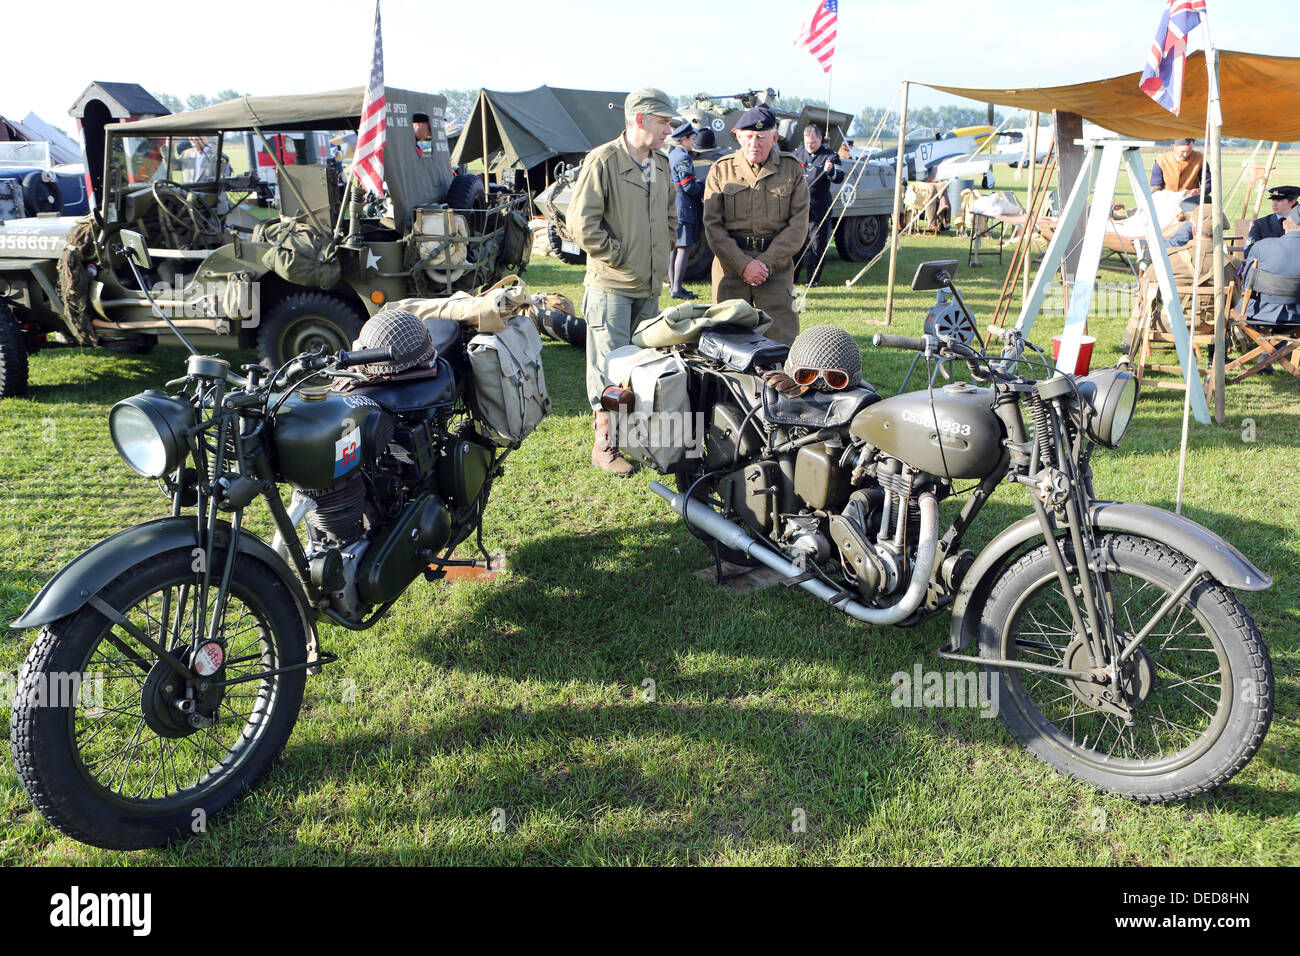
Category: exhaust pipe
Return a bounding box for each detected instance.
[650,481,939,626]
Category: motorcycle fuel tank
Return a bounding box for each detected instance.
[268,388,379,491]
[849,382,1004,480]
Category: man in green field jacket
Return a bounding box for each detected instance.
[569,88,678,476]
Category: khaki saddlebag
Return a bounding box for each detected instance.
[602,345,694,472]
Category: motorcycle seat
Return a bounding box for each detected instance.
[352,357,457,413]
[422,319,464,360]
[761,383,882,429]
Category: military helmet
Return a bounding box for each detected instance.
[784,325,862,391]
[353,309,438,377]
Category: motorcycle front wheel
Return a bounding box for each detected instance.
[978,533,1273,802]
[10,547,307,849]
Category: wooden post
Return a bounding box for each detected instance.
[1053,110,1086,292]
[883,81,910,326]
[1025,111,1039,302]
[1252,141,1281,218]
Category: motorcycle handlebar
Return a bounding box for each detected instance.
[872,333,929,352]
[337,347,394,368]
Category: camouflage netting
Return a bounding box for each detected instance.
[252,219,341,289]
[55,216,100,346]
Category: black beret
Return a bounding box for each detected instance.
[734,107,777,132]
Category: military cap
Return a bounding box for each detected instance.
[671,120,696,139]
[1267,185,1300,202]
[734,107,778,132]
[625,88,676,118]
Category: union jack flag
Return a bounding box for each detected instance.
[353,1,386,195]
[796,0,838,74]
[1139,0,1207,115]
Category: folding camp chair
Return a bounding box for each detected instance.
[1223,260,1300,382]
[1129,268,1226,391]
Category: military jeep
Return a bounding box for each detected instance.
[0,87,531,396]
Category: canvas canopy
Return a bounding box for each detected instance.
[451,86,628,173]
[114,87,454,232]
[919,50,1300,142]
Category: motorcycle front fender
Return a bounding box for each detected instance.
[9,517,319,651]
[947,500,1272,652]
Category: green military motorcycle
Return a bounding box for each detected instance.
[621,260,1274,802]
[8,233,547,849]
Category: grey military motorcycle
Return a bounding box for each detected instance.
[625,260,1273,801]
[9,233,543,849]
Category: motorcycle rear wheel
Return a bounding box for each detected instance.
[10,548,307,849]
[978,533,1272,802]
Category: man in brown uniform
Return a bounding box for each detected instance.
[703,107,809,345]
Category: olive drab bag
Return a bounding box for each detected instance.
[601,345,692,472]
[466,314,552,447]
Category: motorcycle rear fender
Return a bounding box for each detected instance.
[948,501,1272,652]
[9,517,319,654]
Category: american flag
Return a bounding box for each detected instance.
[1139,0,1207,115]
[353,0,386,195]
[796,0,838,74]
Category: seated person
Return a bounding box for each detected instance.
[1243,205,1300,326]
[1151,138,1210,211]
[1246,185,1299,253]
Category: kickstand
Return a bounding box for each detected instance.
[709,541,753,586]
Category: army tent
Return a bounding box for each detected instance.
[917,50,1300,142]
[451,86,629,176]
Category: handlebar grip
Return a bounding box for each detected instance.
[872,333,928,352]
[337,347,394,368]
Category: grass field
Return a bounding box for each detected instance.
[1,167,1297,864]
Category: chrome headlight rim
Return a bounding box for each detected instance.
[109,393,193,478]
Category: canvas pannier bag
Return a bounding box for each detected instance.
[602,345,693,472]
[466,314,552,447]
[389,275,532,334]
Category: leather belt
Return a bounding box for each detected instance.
[728,232,774,253]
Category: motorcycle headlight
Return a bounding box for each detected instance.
[109,391,194,478]
[1074,367,1139,448]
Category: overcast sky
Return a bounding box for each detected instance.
[7,0,1294,134]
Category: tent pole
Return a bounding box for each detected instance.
[1252,141,1280,218]
[479,91,490,188]
[1209,74,1226,425]
[884,81,909,327]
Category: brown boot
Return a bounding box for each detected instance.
[592,410,634,477]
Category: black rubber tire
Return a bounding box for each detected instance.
[977,533,1273,802]
[682,235,714,283]
[9,548,308,849]
[257,291,365,369]
[834,214,888,262]
[22,170,62,215]
[0,302,30,397]
[547,223,587,266]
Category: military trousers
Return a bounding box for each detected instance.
[584,286,661,411]
[712,259,800,346]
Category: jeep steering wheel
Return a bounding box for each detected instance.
[150,180,223,247]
